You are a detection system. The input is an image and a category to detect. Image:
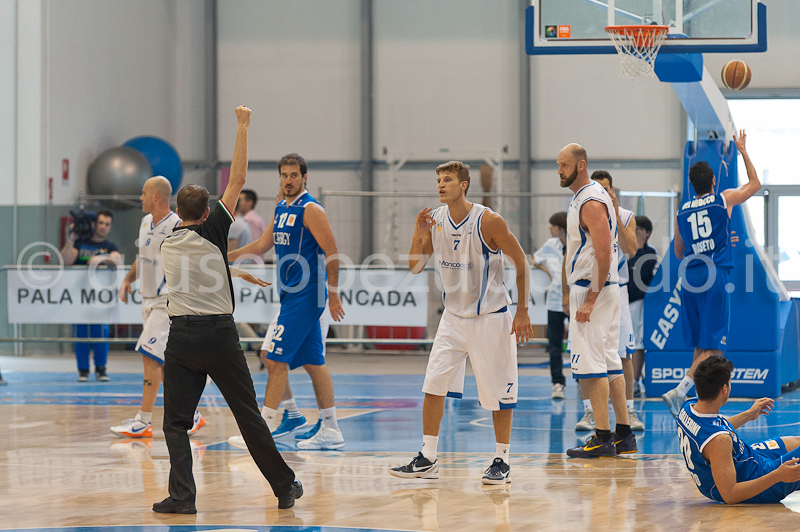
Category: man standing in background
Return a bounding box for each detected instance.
[628,215,659,397]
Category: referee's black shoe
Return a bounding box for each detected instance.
[278,479,303,509]
[152,497,197,514]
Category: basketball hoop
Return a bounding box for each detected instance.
[605,25,669,78]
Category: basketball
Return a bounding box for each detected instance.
[721,60,752,90]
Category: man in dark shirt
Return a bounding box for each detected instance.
[155,106,302,514]
[61,209,120,382]
[627,215,659,396]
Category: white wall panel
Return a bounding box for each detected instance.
[217,0,361,162]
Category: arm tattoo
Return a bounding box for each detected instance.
[143,379,153,387]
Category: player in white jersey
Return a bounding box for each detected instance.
[591,171,643,431]
[113,176,206,438]
[557,145,636,458]
[391,161,532,485]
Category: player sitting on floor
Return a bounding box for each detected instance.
[676,354,800,504]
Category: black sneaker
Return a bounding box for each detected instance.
[566,434,617,458]
[96,367,110,382]
[277,479,303,509]
[390,452,439,479]
[614,432,638,455]
[78,370,90,382]
[481,457,511,485]
[152,496,197,514]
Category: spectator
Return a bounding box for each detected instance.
[228,203,264,265]
[238,189,266,245]
[628,215,659,396]
[61,209,121,382]
[532,212,568,400]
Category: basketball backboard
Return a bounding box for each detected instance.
[526,0,766,55]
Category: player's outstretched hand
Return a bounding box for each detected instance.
[118,278,132,303]
[733,129,747,154]
[414,208,436,237]
[511,312,533,346]
[776,458,800,483]
[328,292,345,322]
[235,105,251,127]
[240,272,270,287]
[743,397,774,423]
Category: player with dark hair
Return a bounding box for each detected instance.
[676,354,800,504]
[662,131,761,417]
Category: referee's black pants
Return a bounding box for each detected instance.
[163,315,295,503]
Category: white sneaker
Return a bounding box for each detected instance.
[575,409,595,431]
[295,426,345,450]
[111,418,153,438]
[661,388,685,419]
[551,383,566,400]
[227,435,247,450]
[628,407,645,431]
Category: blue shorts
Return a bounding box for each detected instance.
[680,266,730,352]
[266,284,327,370]
[744,438,800,503]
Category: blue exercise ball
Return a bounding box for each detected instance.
[123,136,183,193]
[87,146,153,195]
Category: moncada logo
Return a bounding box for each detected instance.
[439,259,473,271]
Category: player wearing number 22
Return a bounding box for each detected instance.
[390,161,533,485]
[662,130,761,418]
[676,355,800,504]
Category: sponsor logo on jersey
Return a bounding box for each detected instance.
[287,214,297,226]
[451,233,461,237]
[274,232,290,245]
[439,259,473,271]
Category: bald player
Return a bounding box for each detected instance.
[113,177,207,438]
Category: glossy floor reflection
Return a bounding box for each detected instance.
[3,370,800,531]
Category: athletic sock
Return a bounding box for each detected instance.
[320,407,339,430]
[676,376,694,397]
[583,399,593,412]
[422,435,439,462]
[615,423,632,438]
[282,398,302,418]
[136,410,152,424]
[596,429,613,442]
[495,443,510,464]
[626,399,634,410]
[261,406,278,430]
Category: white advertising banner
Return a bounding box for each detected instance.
[6,266,430,326]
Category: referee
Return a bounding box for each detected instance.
[154,106,301,513]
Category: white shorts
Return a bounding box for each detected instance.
[569,284,622,379]
[422,309,518,411]
[261,303,331,357]
[618,285,635,358]
[136,297,170,364]
[629,298,644,350]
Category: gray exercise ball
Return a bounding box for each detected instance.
[87,146,153,195]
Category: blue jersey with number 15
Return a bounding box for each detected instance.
[677,192,732,270]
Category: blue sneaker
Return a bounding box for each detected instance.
[295,419,322,440]
[272,410,307,438]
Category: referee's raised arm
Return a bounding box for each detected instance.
[221,105,252,211]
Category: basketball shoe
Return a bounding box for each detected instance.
[111,418,153,438]
[296,426,345,450]
[575,409,595,431]
[227,435,247,450]
[272,410,308,438]
[390,452,439,479]
[661,388,685,419]
[614,432,638,455]
[78,370,90,382]
[551,383,566,400]
[188,411,206,435]
[295,419,322,440]
[481,457,511,485]
[566,434,616,458]
[628,407,645,431]
[95,366,110,382]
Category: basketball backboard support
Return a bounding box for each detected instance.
[526,0,766,55]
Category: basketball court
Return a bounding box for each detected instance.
[4,0,800,530]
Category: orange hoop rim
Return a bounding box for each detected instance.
[604,24,669,36]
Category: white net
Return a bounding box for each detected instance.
[606,26,669,78]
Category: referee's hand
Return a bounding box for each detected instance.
[236,105,251,127]
[239,272,270,287]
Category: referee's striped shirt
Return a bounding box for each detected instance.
[161,201,236,317]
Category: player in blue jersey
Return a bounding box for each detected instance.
[662,131,761,418]
[228,153,346,450]
[676,354,800,504]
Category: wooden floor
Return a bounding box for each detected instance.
[3,355,800,532]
